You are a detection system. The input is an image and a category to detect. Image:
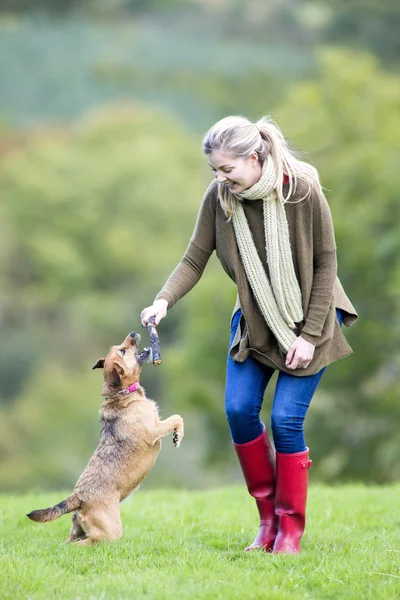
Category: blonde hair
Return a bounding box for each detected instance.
[202,115,322,219]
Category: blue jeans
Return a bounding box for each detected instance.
[225,308,344,453]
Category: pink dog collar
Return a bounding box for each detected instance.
[118,381,140,395]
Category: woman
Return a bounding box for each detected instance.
[140,115,358,554]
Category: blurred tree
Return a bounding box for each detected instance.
[0,0,81,13]
[0,103,210,490]
[307,0,400,63]
[0,103,206,396]
[0,0,187,14]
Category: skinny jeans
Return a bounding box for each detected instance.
[225,308,344,453]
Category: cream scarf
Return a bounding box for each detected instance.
[231,156,303,352]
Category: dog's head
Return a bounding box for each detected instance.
[92,332,152,390]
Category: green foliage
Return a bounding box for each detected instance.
[275,48,400,380]
[0,0,186,14]
[0,104,209,490]
[0,16,301,132]
[307,0,400,63]
[3,0,398,67]
[0,365,101,491]
[274,48,400,481]
[0,45,399,489]
[0,0,81,14]
[2,485,400,599]
[1,103,205,335]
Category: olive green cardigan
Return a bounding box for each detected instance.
[155,179,358,376]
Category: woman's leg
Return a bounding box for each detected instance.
[271,308,344,453]
[271,367,325,453]
[225,310,275,443]
[225,346,274,444]
[271,308,344,553]
[226,310,278,551]
[270,370,320,554]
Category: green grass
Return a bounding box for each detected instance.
[1,484,400,599]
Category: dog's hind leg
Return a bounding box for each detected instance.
[76,503,122,546]
[65,511,86,544]
[153,415,184,447]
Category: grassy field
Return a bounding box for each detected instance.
[1,484,400,599]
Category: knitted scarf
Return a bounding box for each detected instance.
[231,155,303,352]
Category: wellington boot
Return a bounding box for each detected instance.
[233,425,278,552]
[272,448,312,554]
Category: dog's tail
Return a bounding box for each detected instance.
[27,493,81,523]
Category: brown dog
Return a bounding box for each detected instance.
[27,331,184,545]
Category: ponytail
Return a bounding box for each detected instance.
[255,116,322,206]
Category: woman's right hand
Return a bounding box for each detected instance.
[140,299,169,327]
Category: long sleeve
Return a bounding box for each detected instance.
[154,181,217,309]
[300,190,338,343]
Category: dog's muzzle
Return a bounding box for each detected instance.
[130,331,141,345]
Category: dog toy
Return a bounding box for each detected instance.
[146,317,162,366]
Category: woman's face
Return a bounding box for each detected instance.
[208,150,262,194]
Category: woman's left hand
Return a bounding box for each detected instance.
[285,337,315,370]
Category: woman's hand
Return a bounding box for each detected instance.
[140,299,169,327]
[285,336,315,370]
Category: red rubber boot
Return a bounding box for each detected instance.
[272,448,313,554]
[233,425,278,552]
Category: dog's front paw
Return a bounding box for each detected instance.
[173,419,184,448]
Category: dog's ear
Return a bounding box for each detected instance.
[110,362,125,387]
[110,368,121,386]
[92,358,105,370]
